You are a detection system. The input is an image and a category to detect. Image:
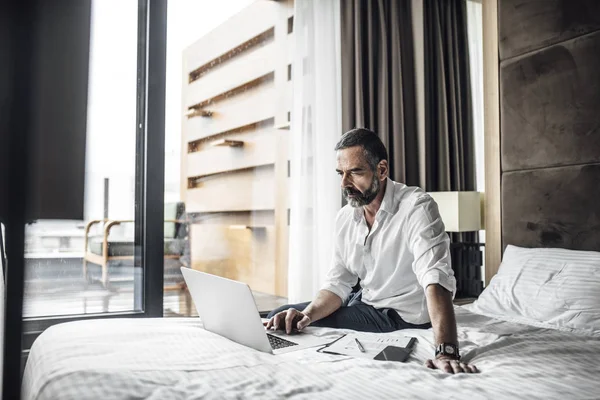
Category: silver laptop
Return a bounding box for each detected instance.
[181,267,336,355]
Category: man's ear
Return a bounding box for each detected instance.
[378,160,389,181]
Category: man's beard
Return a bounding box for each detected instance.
[344,176,380,208]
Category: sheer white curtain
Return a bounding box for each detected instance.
[288,0,342,303]
[466,0,485,278]
[467,0,484,194]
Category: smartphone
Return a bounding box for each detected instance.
[373,345,413,362]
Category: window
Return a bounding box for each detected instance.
[23,1,141,318]
[15,0,168,346]
[164,0,294,316]
[2,1,166,396]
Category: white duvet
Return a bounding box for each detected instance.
[22,306,600,400]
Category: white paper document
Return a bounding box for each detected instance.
[323,334,414,359]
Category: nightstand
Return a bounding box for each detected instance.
[453,297,477,306]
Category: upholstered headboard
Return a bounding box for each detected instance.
[499,0,600,252]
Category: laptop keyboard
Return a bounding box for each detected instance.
[267,333,299,350]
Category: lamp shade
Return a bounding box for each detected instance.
[428,191,482,232]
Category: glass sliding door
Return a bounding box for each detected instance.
[163,0,293,317]
[3,1,166,397]
[22,0,141,318]
[19,0,167,323]
[13,0,166,356]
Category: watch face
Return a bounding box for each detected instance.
[444,345,455,354]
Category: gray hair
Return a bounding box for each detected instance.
[334,128,388,171]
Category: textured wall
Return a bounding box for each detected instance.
[499,0,600,250]
[499,0,600,60]
[503,165,600,250]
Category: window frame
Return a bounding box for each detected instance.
[2,0,167,397]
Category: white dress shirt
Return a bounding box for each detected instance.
[321,178,456,325]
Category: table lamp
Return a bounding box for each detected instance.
[428,191,484,298]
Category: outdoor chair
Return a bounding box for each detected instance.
[83,202,190,309]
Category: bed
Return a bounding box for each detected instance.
[22,211,600,400]
[22,298,600,399]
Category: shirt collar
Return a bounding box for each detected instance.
[352,178,395,222]
[379,177,395,215]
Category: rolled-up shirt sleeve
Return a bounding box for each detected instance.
[406,194,456,297]
[320,213,358,302]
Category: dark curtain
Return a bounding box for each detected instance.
[340,0,419,186]
[423,0,475,193]
[340,0,480,295]
[341,0,477,239]
[423,0,477,244]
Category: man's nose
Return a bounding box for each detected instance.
[340,173,351,188]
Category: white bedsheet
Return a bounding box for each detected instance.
[23,307,600,400]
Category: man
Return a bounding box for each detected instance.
[267,128,478,374]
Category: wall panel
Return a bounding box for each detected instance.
[498,0,600,257]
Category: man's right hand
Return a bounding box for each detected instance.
[265,308,312,334]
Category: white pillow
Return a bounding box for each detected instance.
[469,245,600,336]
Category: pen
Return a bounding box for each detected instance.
[355,338,366,353]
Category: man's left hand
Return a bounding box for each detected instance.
[425,356,479,374]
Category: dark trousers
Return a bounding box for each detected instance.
[267,290,431,333]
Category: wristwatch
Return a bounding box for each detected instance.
[435,343,460,360]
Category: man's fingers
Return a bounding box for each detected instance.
[451,361,463,374]
[272,312,285,330]
[459,362,470,373]
[428,358,478,374]
[467,364,479,373]
[296,315,310,330]
[442,361,454,374]
[284,309,297,334]
[266,313,282,329]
